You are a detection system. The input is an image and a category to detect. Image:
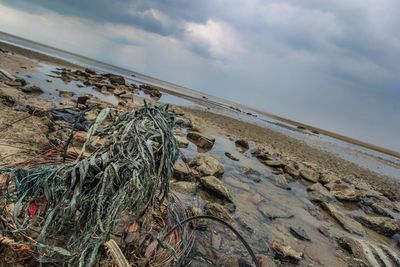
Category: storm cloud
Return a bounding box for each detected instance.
[0,0,399,151]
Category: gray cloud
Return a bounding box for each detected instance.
[0,0,399,151]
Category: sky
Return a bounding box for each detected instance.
[0,0,399,151]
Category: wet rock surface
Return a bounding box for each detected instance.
[321,203,365,236]
[271,240,303,263]
[190,155,224,177]
[200,176,232,202]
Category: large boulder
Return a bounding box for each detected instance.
[321,203,365,236]
[200,176,232,202]
[190,155,224,177]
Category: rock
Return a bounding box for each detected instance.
[113,88,126,96]
[141,84,162,98]
[235,139,249,152]
[169,106,185,116]
[119,92,134,99]
[175,135,189,148]
[237,216,253,233]
[300,168,320,183]
[271,240,303,263]
[77,95,90,105]
[46,79,52,83]
[224,152,239,161]
[289,226,311,241]
[187,131,215,150]
[307,183,334,202]
[59,90,74,98]
[256,255,277,267]
[175,117,192,128]
[190,155,224,177]
[336,236,400,267]
[355,215,399,237]
[108,74,125,85]
[263,160,284,167]
[250,193,265,205]
[204,202,231,221]
[320,173,340,184]
[284,161,300,177]
[321,203,365,236]
[200,176,232,202]
[325,181,360,201]
[173,161,192,181]
[170,181,196,195]
[258,205,294,220]
[20,83,43,93]
[318,226,331,238]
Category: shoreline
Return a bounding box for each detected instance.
[0,33,398,159]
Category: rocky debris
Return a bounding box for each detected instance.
[200,176,232,202]
[20,83,43,94]
[320,173,340,184]
[235,139,249,152]
[337,236,400,267]
[113,88,126,97]
[251,146,281,160]
[307,183,334,202]
[300,167,320,183]
[108,74,125,85]
[355,215,399,237]
[359,198,399,219]
[204,202,231,221]
[187,131,215,150]
[170,181,196,195]
[175,135,189,148]
[258,205,294,220]
[271,240,303,263]
[224,152,239,161]
[289,226,311,241]
[58,90,74,98]
[190,155,224,177]
[173,161,192,181]
[321,203,365,236]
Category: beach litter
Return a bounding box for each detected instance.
[0,104,186,266]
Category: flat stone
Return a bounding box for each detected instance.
[187,131,215,150]
[224,152,239,161]
[355,215,399,237]
[300,168,320,183]
[321,203,365,236]
[307,183,334,202]
[289,226,311,241]
[264,160,284,167]
[319,173,340,184]
[325,181,360,201]
[190,155,224,177]
[200,176,232,202]
[258,205,294,220]
[271,240,303,262]
[173,161,192,181]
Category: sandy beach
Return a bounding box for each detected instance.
[1,40,400,266]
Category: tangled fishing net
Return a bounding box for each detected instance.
[0,104,183,266]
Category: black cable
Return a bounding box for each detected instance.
[160,215,261,267]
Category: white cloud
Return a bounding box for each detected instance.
[183,19,243,60]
